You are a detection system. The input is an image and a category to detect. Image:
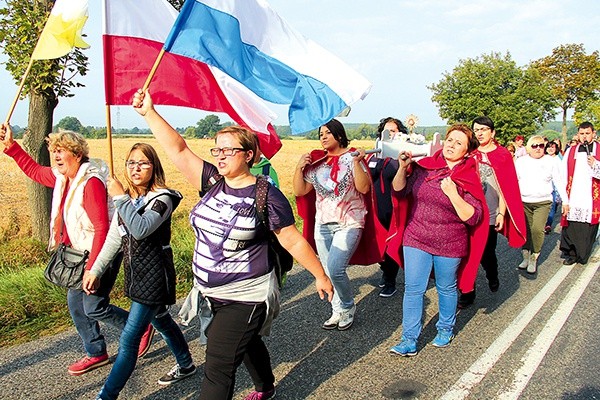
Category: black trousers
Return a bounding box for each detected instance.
[560,221,599,264]
[480,226,499,283]
[200,301,275,400]
[380,253,400,286]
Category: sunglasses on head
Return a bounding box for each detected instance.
[530,143,545,149]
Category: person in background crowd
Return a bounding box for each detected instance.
[133,89,333,400]
[553,139,564,155]
[514,135,527,158]
[293,119,371,330]
[544,141,563,234]
[250,148,280,188]
[88,143,195,399]
[0,123,148,376]
[370,117,407,298]
[560,122,600,265]
[515,136,565,274]
[388,124,486,356]
[506,142,516,160]
[460,116,526,308]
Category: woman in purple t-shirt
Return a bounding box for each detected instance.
[133,89,333,400]
[390,124,485,356]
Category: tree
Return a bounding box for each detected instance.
[532,44,600,148]
[56,116,84,132]
[573,98,600,129]
[0,1,89,242]
[348,123,373,140]
[86,127,107,139]
[183,126,198,138]
[429,52,556,143]
[195,115,222,138]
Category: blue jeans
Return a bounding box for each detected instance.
[98,302,193,400]
[314,223,362,313]
[67,254,128,357]
[546,189,560,226]
[401,246,460,341]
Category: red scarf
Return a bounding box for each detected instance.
[562,143,600,226]
[472,145,526,248]
[386,150,489,293]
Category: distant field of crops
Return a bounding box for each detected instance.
[0,137,373,239]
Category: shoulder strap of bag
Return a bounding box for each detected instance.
[255,175,269,228]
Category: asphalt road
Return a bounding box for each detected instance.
[1,226,599,400]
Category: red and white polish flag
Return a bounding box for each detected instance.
[102,0,281,158]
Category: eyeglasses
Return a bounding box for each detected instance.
[530,143,545,149]
[209,147,246,157]
[125,160,153,169]
[473,127,491,133]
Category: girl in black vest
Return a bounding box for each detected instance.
[83,143,195,400]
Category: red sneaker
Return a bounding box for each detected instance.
[68,354,109,376]
[138,324,155,358]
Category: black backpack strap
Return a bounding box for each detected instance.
[255,175,269,228]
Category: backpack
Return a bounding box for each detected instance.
[200,173,293,289]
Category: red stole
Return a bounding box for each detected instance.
[386,150,489,293]
[473,145,526,248]
[561,143,600,226]
[296,148,387,265]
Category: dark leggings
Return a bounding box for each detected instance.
[480,226,499,283]
[380,253,400,286]
[200,301,275,400]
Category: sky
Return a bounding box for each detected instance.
[1,0,599,130]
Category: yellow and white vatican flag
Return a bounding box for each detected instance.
[31,0,90,60]
[5,0,90,123]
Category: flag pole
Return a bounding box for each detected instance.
[142,49,166,91]
[105,105,114,175]
[4,57,35,124]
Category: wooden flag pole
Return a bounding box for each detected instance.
[105,105,114,175]
[4,57,35,124]
[105,49,165,176]
[142,48,166,92]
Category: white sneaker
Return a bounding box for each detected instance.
[322,312,341,330]
[337,305,356,331]
[527,253,539,274]
[518,249,530,270]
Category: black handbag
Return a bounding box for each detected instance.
[44,244,89,290]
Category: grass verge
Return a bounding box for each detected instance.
[0,211,195,348]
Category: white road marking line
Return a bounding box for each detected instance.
[497,262,600,400]
[439,264,575,400]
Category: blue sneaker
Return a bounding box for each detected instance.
[432,330,454,348]
[390,337,417,357]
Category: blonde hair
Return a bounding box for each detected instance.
[46,130,89,162]
[526,135,545,153]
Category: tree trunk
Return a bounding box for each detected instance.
[22,92,57,245]
[561,107,568,151]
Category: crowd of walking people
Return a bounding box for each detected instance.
[0,102,597,398]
